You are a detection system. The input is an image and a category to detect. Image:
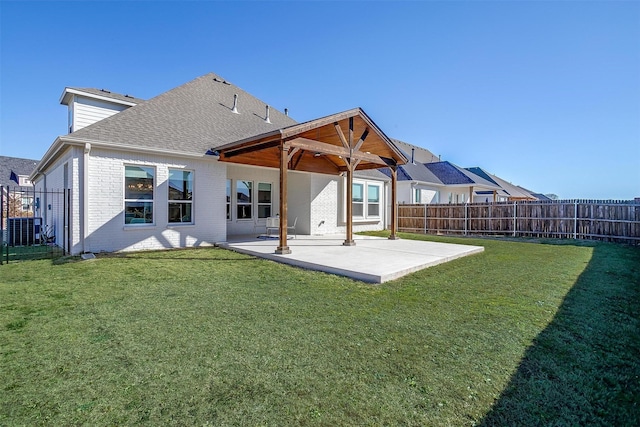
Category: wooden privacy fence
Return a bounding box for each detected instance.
[398,200,640,245]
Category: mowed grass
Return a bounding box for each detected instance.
[1,234,639,426]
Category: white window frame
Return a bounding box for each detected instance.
[168,168,194,224]
[257,182,272,219]
[352,182,365,218]
[226,179,232,221]
[124,164,155,225]
[366,183,381,218]
[236,180,253,220]
[347,179,383,221]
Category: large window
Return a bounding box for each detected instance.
[367,184,380,217]
[257,182,272,218]
[168,169,193,223]
[350,180,382,220]
[236,180,252,219]
[352,183,364,217]
[124,165,154,224]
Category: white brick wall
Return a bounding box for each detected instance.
[85,148,226,253]
[33,146,82,253]
[310,174,386,235]
[226,164,281,236]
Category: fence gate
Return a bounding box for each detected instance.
[1,186,70,264]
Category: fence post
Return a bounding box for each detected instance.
[513,201,517,237]
[1,186,4,265]
[574,200,578,240]
[423,204,427,235]
[464,203,468,236]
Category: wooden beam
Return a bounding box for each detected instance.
[288,138,388,166]
[287,147,300,163]
[291,149,305,170]
[389,165,399,240]
[353,128,369,153]
[344,118,355,246]
[276,142,291,254]
[220,139,281,159]
[334,122,349,149]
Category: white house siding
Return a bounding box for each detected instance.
[226,164,280,236]
[311,174,386,235]
[288,172,312,235]
[72,97,129,131]
[33,146,82,254]
[396,182,413,204]
[417,187,440,204]
[309,174,338,235]
[85,149,226,253]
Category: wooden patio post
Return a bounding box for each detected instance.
[276,141,291,254]
[389,165,400,240]
[344,117,356,246]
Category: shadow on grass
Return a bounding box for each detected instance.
[480,243,640,426]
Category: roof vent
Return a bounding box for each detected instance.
[264,105,271,124]
[231,94,239,114]
[411,148,415,164]
[100,89,111,93]
[284,108,289,116]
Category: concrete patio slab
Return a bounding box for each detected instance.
[218,235,484,283]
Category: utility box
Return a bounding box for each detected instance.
[7,217,41,246]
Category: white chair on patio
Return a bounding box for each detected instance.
[287,217,298,239]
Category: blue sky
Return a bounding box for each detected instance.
[1,1,638,199]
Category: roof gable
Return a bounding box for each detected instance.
[68,73,297,155]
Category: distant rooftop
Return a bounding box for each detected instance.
[60,87,145,106]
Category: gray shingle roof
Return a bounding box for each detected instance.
[391,139,440,163]
[68,73,297,155]
[65,87,145,105]
[0,156,38,187]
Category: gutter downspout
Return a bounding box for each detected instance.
[83,143,91,253]
[42,172,47,228]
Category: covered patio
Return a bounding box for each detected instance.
[218,234,484,283]
[217,108,407,254]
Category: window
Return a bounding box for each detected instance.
[236,180,252,219]
[367,184,380,217]
[257,182,272,218]
[226,179,231,220]
[124,165,154,224]
[349,180,382,220]
[352,183,364,217]
[415,188,421,204]
[168,169,193,223]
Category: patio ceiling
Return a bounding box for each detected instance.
[216,108,407,174]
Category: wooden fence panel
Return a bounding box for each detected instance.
[398,200,640,244]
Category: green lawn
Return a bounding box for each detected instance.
[1,234,639,426]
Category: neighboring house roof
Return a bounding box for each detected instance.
[68,73,296,155]
[0,156,38,187]
[354,169,391,182]
[465,167,499,186]
[391,139,441,163]
[60,87,145,106]
[424,161,474,185]
[466,166,544,200]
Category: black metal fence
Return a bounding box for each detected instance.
[1,186,70,264]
